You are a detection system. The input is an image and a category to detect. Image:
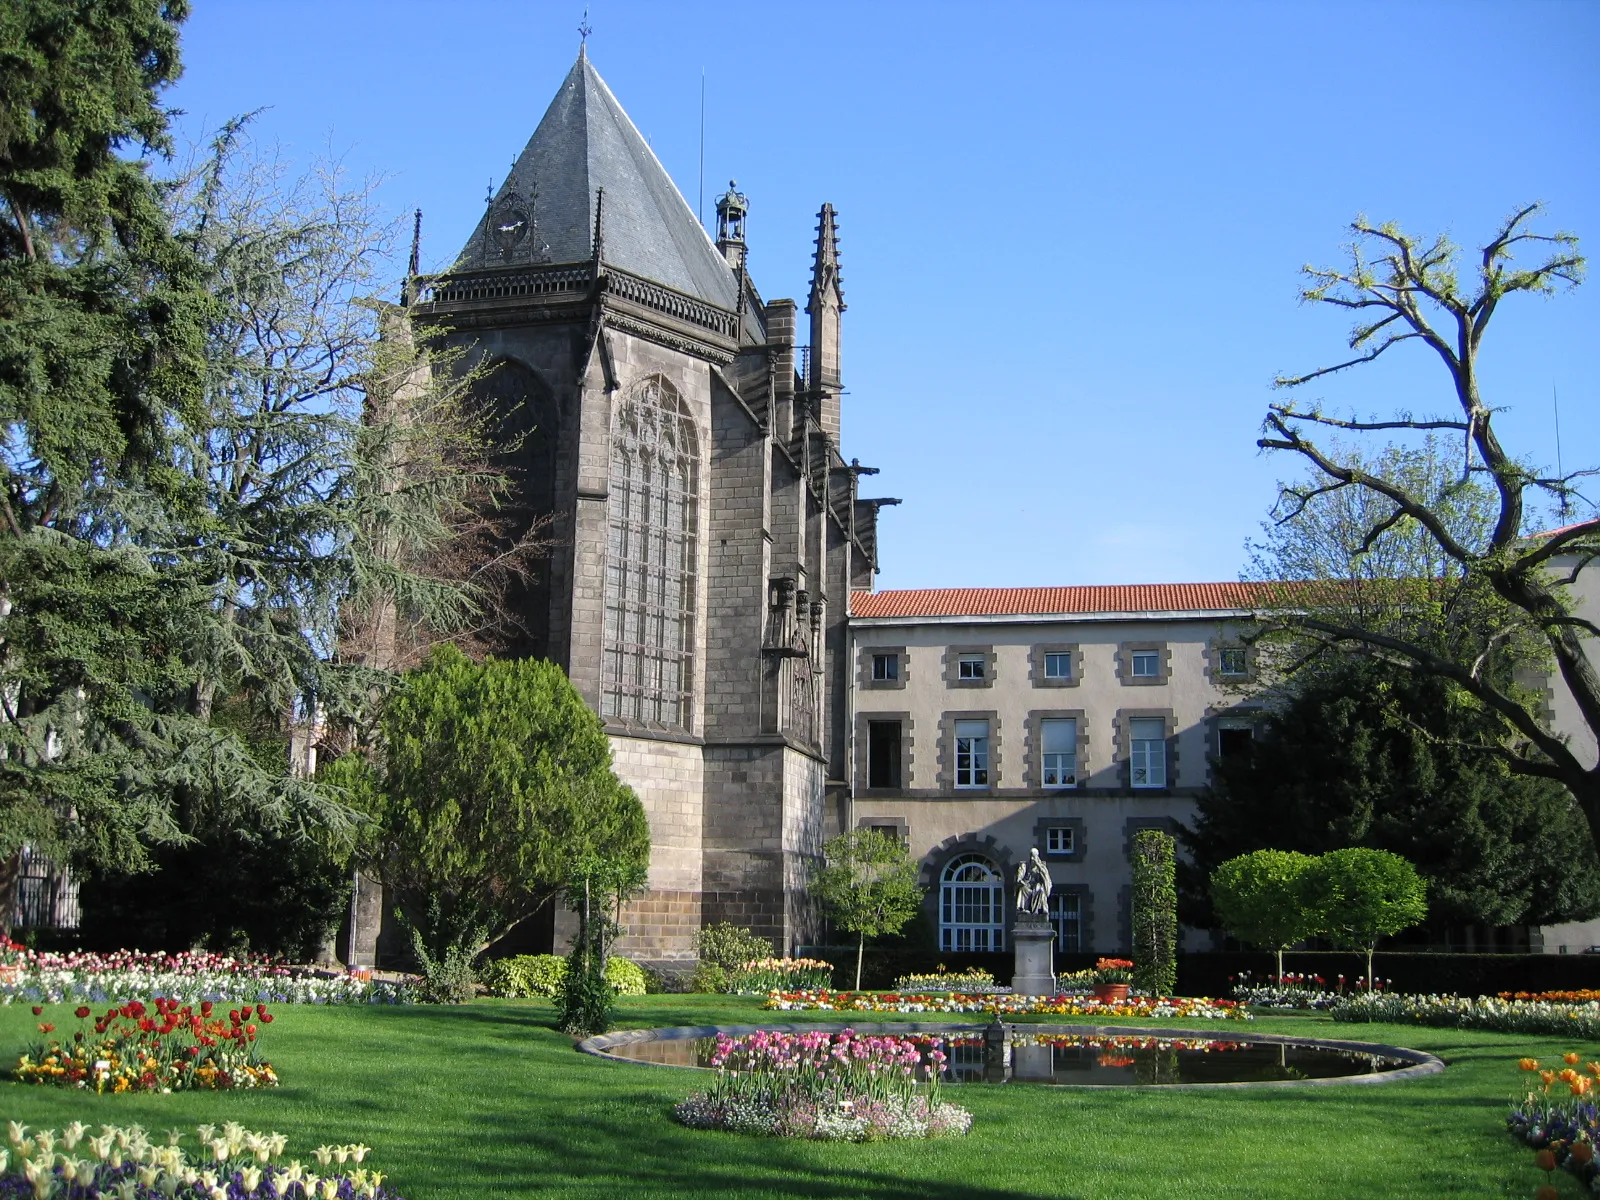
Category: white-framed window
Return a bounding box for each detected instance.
[1131,650,1160,679]
[1049,890,1081,952]
[954,719,989,788]
[1129,717,1167,788]
[1043,652,1073,680]
[872,652,900,681]
[957,653,987,681]
[1045,826,1075,855]
[1218,647,1248,676]
[1040,717,1077,787]
[941,854,1005,951]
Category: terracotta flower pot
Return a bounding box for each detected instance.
[1092,983,1130,1003]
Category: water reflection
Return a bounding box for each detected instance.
[597,1030,1408,1086]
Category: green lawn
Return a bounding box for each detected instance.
[0,996,1581,1198]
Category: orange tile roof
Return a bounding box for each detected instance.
[850,582,1280,619]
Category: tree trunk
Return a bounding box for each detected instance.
[855,931,865,992]
[1275,947,1284,983]
[0,849,20,941]
[1365,944,1375,991]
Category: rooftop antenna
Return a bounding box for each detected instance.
[698,69,706,228]
[1555,383,1571,519]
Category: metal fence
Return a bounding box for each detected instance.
[14,845,79,931]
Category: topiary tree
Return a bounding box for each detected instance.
[1130,830,1178,997]
[334,645,650,984]
[1209,850,1322,982]
[1302,848,1427,989]
[809,829,923,991]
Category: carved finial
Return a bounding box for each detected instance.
[407,208,422,279]
[592,187,605,266]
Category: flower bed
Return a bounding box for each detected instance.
[0,1120,406,1198]
[726,958,833,995]
[1499,989,1600,1004]
[0,950,410,1006]
[893,968,1007,995]
[763,990,1250,1020]
[1332,991,1600,1039]
[673,1028,972,1141]
[1336,990,1600,1037]
[15,999,279,1092]
[1228,970,1388,1011]
[1505,1053,1600,1195]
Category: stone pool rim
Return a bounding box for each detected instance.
[576,1022,1446,1090]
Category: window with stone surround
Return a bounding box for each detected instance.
[1044,653,1073,680]
[954,719,990,788]
[867,720,904,788]
[1040,718,1077,787]
[1118,641,1171,686]
[602,375,698,729]
[1129,716,1167,788]
[872,652,900,681]
[943,645,996,688]
[1218,647,1248,677]
[1050,889,1083,952]
[941,854,1005,952]
[1035,816,1086,862]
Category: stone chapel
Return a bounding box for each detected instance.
[403,50,892,963]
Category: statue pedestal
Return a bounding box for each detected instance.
[1011,919,1055,997]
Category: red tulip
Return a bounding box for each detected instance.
[1534,1149,1557,1173]
[73,1006,89,1019]
[1535,1187,1559,1200]
[30,1006,42,1016]
[38,1023,53,1033]
[1572,1142,1596,1165]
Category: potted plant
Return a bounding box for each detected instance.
[1091,958,1134,1003]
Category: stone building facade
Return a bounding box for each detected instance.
[402,51,891,962]
[847,584,1275,956]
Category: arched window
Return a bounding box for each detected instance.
[940,853,1005,952]
[603,375,698,729]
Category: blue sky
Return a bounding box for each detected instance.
[169,0,1598,589]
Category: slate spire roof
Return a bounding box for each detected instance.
[453,53,738,311]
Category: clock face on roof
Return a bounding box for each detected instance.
[490,197,530,259]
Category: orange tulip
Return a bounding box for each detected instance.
[1534,1148,1557,1172]
[1571,1077,1591,1096]
[1520,1058,1541,1071]
[1588,1062,1600,1078]
[1565,1052,1582,1065]
[1560,1068,1580,1084]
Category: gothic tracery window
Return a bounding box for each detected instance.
[602,375,698,729]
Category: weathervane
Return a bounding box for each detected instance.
[578,5,591,46]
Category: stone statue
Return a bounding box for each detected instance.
[1015,847,1051,918]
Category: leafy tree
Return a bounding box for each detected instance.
[0,0,291,925]
[338,645,649,963]
[1254,206,1599,847]
[556,850,646,1035]
[1130,829,1178,997]
[1184,659,1600,931]
[809,829,923,991]
[1301,848,1427,988]
[1208,850,1321,980]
